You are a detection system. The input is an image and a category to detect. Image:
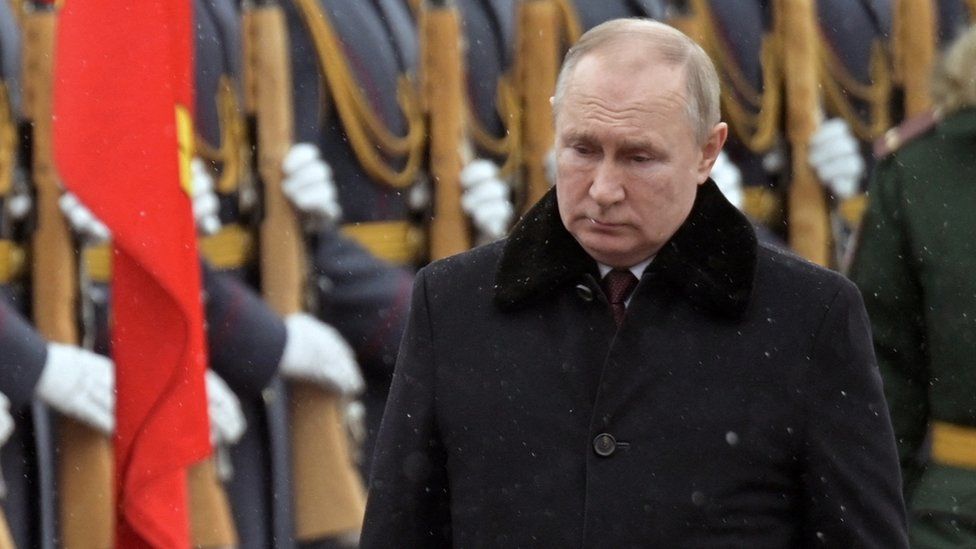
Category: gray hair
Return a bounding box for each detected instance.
[552,19,721,144]
[932,24,976,115]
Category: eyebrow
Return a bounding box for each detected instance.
[618,139,659,152]
[561,130,598,144]
[559,131,666,157]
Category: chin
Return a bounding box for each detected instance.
[580,241,639,267]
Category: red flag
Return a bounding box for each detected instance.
[53,1,210,547]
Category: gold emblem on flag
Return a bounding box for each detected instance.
[176,105,194,197]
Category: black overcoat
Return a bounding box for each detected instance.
[362,181,907,547]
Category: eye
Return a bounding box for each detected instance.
[572,144,594,156]
[629,153,656,164]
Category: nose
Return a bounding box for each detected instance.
[588,161,625,207]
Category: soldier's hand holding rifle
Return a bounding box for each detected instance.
[0,393,14,448]
[58,192,110,244]
[807,117,865,200]
[278,313,364,397]
[459,159,514,241]
[204,370,246,446]
[36,342,115,434]
[190,158,222,236]
[281,143,342,226]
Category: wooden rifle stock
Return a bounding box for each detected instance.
[21,6,114,548]
[242,3,365,540]
[423,0,471,260]
[516,0,559,212]
[187,458,238,547]
[893,0,936,116]
[776,0,831,266]
[0,514,11,549]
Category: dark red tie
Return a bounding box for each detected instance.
[602,269,639,327]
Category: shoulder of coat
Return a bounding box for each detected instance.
[873,110,941,159]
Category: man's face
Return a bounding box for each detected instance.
[554,50,725,268]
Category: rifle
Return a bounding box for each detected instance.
[892,0,936,116]
[241,0,366,540]
[21,2,113,547]
[776,0,831,266]
[422,0,471,259]
[0,52,17,549]
[515,0,560,212]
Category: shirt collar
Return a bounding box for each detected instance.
[597,257,654,280]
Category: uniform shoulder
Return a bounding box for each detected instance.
[873,110,940,159]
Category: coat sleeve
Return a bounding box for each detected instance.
[0,298,47,410]
[200,261,286,397]
[798,280,908,548]
[847,159,930,497]
[310,229,413,373]
[360,267,452,548]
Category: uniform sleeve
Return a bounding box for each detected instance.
[201,261,286,397]
[0,299,48,410]
[847,159,930,497]
[360,268,452,548]
[311,229,413,373]
[799,280,908,548]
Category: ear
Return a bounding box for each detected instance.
[695,122,728,184]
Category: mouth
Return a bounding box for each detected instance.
[588,217,625,229]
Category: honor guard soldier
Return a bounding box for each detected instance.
[455,0,519,244]
[813,0,895,260]
[284,0,514,486]
[2,2,118,546]
[850,24,976,547]
[688,0,866,266]
[192,0,367,546]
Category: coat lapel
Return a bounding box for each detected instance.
[495,179,758,319]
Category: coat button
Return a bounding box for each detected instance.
[575,283,594,302]
[593,433,616,457]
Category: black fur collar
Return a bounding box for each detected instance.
[494,179,757,318]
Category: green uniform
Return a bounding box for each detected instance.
[849,107,976,548]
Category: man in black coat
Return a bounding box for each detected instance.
[362,18,907,547]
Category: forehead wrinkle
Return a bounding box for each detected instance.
[560,92,686,137]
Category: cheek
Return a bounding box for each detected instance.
[632,174,693,219]
[555,159,589,201]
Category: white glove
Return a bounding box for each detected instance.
[408,175,432,212]
[5,185,32,221]
[710,151,744,210]
[59,192,111,244]
[808,118,865,200]
[0,393,13,447]
[460,159,515,240]
[278,313,364,396]
[36,343,115,434]
[205,370,246,446]
[191,158,221,236]
[761,141,787,174]
[282,143,342,223]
